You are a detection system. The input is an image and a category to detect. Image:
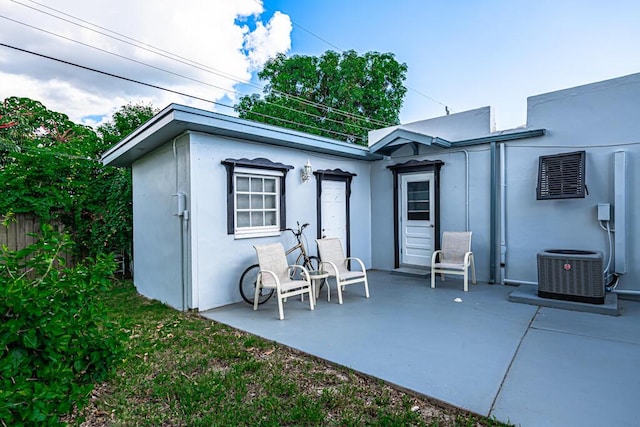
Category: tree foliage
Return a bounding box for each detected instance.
[0,97,156,261]
[97,102,156,147]
[235,50,408,145]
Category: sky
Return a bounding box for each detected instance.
[1,0,639,133]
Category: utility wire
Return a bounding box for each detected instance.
[255,0,453,113]
[0,43,365,142]
[14,0,392,128]
[0,13,376,134]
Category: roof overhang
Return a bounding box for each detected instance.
[101,104,382,167]
[369,128,452,155]
[369,127,546,156]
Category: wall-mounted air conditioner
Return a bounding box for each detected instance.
[537,249,604,304]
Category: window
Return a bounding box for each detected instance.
[537,151,586,200]
[235,173,279,233]
[222,158,293,237]
[406,180,430,220]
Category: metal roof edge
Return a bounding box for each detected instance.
[452,128,546,146]
[101,104,381,166]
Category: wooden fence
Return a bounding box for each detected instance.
[0,213,77,267]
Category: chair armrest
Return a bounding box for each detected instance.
[319,261,339,278]
[345,256,366,272]
[258,269,280,287]
[463,252,473,266]
[288,264,310,281]
[431,250,443,264]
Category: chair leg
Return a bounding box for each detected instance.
[326,278,331,302]
[463,269,469,292]
[363,277,370,298]
[308,287,315,311]
[470,254,477,284]
[253,277,261,311]
[337,280,344,304]
[277,294,285,320]
[431,269,436,288]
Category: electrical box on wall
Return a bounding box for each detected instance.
[597,203,611,221]
[174,192,187,217]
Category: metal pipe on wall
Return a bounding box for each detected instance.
[614,150,627,274]
[489,142,499,284]
[499,143,506,284]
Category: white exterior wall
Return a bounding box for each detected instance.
[131,135,190,310]
[188,132,372,310]
[503,73,640,290]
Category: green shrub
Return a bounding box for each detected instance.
[0,225,127,425]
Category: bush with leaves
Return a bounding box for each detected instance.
[0,225,128,425]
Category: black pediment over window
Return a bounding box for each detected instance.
[221,158,293,172]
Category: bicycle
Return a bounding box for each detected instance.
[239,222,321,305]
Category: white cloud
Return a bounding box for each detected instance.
[0,0,291,126]
[244,12,293,68]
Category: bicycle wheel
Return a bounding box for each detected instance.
[239,264,274,305]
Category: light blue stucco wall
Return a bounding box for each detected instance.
[370,145,494,281]
[132,135,190,310]
[370,73,640,293]
[503,73,640,289]
[188,132,372,310]
[127,73,640,310]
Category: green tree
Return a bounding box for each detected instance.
[235,50,408,145]
[93,102,157,271]
[0,98,156,267]
[97,102,156,148]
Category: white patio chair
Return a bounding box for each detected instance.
[431,231,477,292]
[316,238,370,304]
[253,243,314,320]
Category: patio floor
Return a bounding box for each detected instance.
[201,270,640,427]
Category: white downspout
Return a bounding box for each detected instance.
[499,143,533,286]
[173,138,189,311]
[463,150,470,231]
[499,143,506,283]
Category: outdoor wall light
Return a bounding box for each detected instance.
[301,159,313,183]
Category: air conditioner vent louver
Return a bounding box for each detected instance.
[537,249,604,304]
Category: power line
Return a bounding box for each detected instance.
[256,0,453,113]
[0,43,366,142]
[0,13,378,134]
[13,0,393,129]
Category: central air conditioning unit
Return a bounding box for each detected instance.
[537,249,605,304]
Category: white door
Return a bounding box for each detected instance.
[321,180,347,252]
[400,173,435,267]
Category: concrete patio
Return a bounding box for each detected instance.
[201,270,640,427]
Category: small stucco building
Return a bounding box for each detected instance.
[102,72,639,311]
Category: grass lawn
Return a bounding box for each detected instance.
[70,281,511,426]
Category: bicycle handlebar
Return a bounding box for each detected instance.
[285,222,310,236]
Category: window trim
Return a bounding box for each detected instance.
[221,158,294,236]
[234,172,281,236]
